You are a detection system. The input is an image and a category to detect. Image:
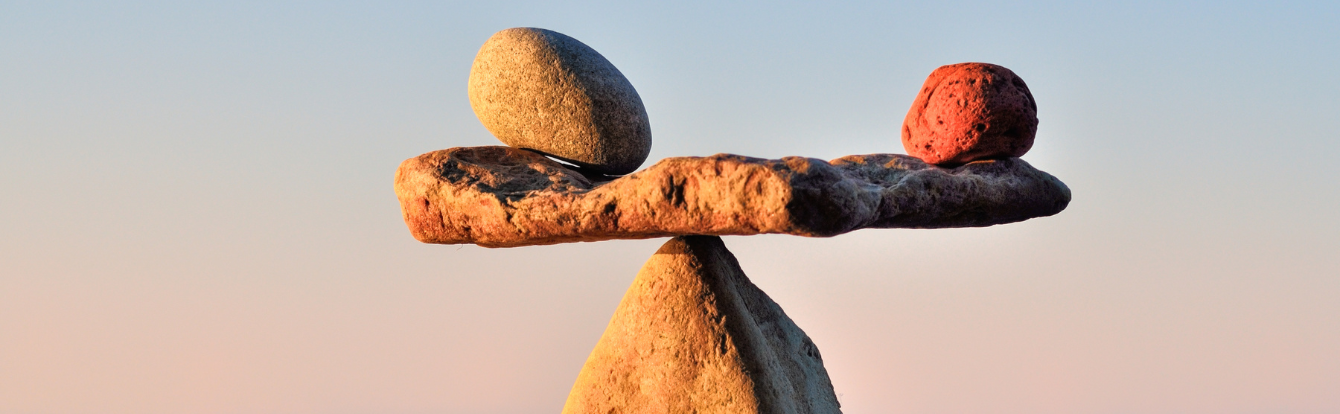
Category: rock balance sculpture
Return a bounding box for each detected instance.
[396,28,1071,414]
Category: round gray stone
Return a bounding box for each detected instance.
[468,28,652,175]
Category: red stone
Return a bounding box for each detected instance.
[902,63,1038,166]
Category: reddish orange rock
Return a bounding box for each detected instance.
[902,62,1038,166]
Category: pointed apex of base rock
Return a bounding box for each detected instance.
[563,236,841,414]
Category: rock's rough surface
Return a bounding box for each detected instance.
[394,146,1071,247]
[468,27,651,175]
[902,62,1038,166]
[564,236,841,414]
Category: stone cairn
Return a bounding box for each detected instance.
[395,27,1070,414]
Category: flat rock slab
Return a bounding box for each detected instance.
[394,146,1070,248]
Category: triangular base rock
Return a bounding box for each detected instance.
[563,236,841,414]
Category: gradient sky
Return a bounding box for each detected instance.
[2,1,1338,413]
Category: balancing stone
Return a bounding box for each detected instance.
[902,62,1038,166]
[469,28,652,175]
[394,146,1070,247]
